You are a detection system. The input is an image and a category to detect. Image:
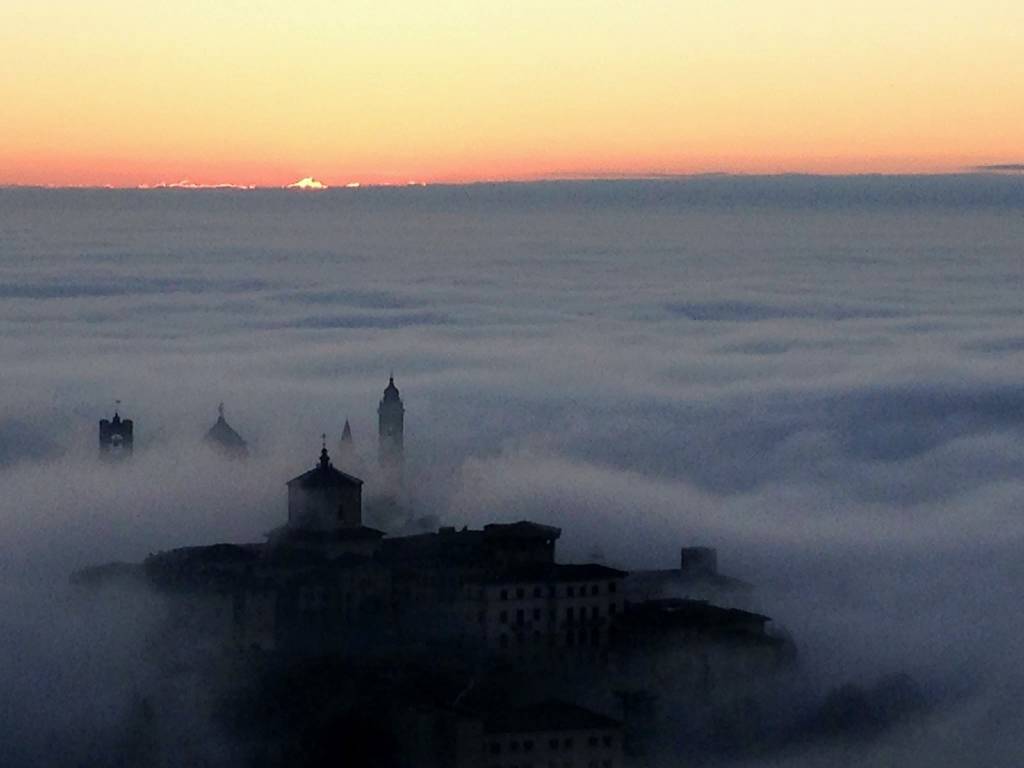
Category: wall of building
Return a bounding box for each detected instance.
[457,575,625,662]
[287,483,362,530]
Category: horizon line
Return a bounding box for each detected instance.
[3,168,1024,191]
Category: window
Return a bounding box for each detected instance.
[563,738,573,748]
[602,736,613,747]
[549,738,559,750]
[516,587,525,599]
[566,607,574,622]
[609,603,617,617]
[500,610,508,624]
[591,627,600,645]
[566,630,574,647]
[511,740,520,752]
[524,740,534,752]
[608,581,617,593]
[501,589,508,600]
[534,586,542,598]
[489,742,501,754]
[589,736,599,747]
[592,606,600,619]
[567,586,575,597]
[516,609,524,626]
[533,608,541,621]
[500,635,509,649]
[591,584,599,596]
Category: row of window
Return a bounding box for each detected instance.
[499,582,618,601]
[486,763,612,768]
[497,603,618,625]
[497,626,605,649]
[488,735,616,754]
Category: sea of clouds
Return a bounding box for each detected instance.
[1,176,1023,765]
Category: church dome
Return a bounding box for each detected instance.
[204,403,248,458]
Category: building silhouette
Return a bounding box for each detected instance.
[287,438,365,530]
[377,375,404,488]
[75,379,798,767]
[99,404,133,460]
[266,438,384,559]
[203,402,248,458]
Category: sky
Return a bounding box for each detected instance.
[2,180,1024,763]
[2,1,1023,186]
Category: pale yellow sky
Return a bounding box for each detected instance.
[1,1,1021,185]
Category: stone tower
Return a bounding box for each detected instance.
[377,375,404,486]
[99,403,133,460]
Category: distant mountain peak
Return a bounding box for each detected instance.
[286,177,328,190]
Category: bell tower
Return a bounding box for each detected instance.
[377,375,404,487]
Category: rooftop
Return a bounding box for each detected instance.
[287,444,363,488]
[620,598,770,631]
[483,521,562,541]
[626,568,753,591]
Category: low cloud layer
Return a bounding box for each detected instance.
[1,178,1023,764]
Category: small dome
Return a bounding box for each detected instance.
[204,403,248,458]
[382,375,401,401]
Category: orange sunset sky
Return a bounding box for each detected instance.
[1,1,1022,187]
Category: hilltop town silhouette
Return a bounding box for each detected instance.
[78,376,799,766]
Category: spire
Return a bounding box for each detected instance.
[319,433,331,468]
[217,401,225,420]
[341,419,353,442]
[382,374,400,401]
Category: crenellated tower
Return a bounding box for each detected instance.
[99,401,133,460]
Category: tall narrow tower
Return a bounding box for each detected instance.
[377,375,404,486]
[337,418,358,473]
